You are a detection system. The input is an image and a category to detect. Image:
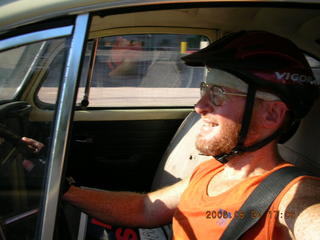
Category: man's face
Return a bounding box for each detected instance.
[194,86,246,156]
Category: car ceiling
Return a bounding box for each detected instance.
[91,7,320,57]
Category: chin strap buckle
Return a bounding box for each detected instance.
[214,148,242,164]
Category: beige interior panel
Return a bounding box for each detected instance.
[91,7,320,55]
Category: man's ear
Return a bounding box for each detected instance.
[263,101,288,128]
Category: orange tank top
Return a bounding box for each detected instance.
[172,159,317,240]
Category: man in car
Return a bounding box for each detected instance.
[64,31,320,239]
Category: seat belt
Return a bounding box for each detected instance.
[220,166,307,240]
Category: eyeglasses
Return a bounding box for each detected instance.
[200,82,247,106]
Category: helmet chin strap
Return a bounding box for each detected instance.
[214,84,283,164]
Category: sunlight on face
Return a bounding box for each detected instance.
[196,116,241,156]
[194,91,245,156]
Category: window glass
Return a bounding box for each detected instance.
[36,37,320,109]
[0,43,45,100]
[76,34,209,107]
[38,34,208,108]
[0,37,70,239]
[306,55,320,83]
[37,38,68,104]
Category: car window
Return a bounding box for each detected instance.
[0,43,45,101]
[306,55,320,82]
[36,39,69,106]
[36,35,320,109]
[0,37,70,239]
[38,33,208,108]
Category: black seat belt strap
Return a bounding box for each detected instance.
[220,166,306,240]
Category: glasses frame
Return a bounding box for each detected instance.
[200,82,247,106]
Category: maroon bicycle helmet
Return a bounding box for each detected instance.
[182,31,319,162]
[183,30,319,119]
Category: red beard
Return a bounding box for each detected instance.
[196,120,241,156]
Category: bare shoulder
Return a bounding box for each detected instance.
[278,177,320,239]
[280,177,320,206]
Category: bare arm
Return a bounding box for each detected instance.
[279,178,320,239]
[63,177,189,228]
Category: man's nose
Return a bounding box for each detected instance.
[194,95,214,115]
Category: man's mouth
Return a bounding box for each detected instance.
[202,118,218,127]
[200,120,219,135]
[203,122,217,127]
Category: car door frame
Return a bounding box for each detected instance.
[0,13,90,240]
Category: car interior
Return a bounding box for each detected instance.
[0,3,320,240]
[67,5,320,193]
[67,6,320,239]
[68,5,320,191]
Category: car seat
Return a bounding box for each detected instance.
[151,111,211,190]
[278,98,320,175]
[140,50,182,88]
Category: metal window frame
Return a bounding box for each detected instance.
[0,26,73,51]
[38,13,90,240]
[0,26,74,101]
[0,13,89,240]
[0,20,76,240]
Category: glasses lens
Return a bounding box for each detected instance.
[212,87,225,106]
[200,82,224,106]
[200,82,208,97]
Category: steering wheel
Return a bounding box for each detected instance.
[0,101,34,155]
[0,101,32,119]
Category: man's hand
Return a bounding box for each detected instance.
[21,137,44,153]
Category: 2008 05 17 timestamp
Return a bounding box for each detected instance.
[205,210,295,220]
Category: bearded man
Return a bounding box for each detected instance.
[64,31,320,239]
